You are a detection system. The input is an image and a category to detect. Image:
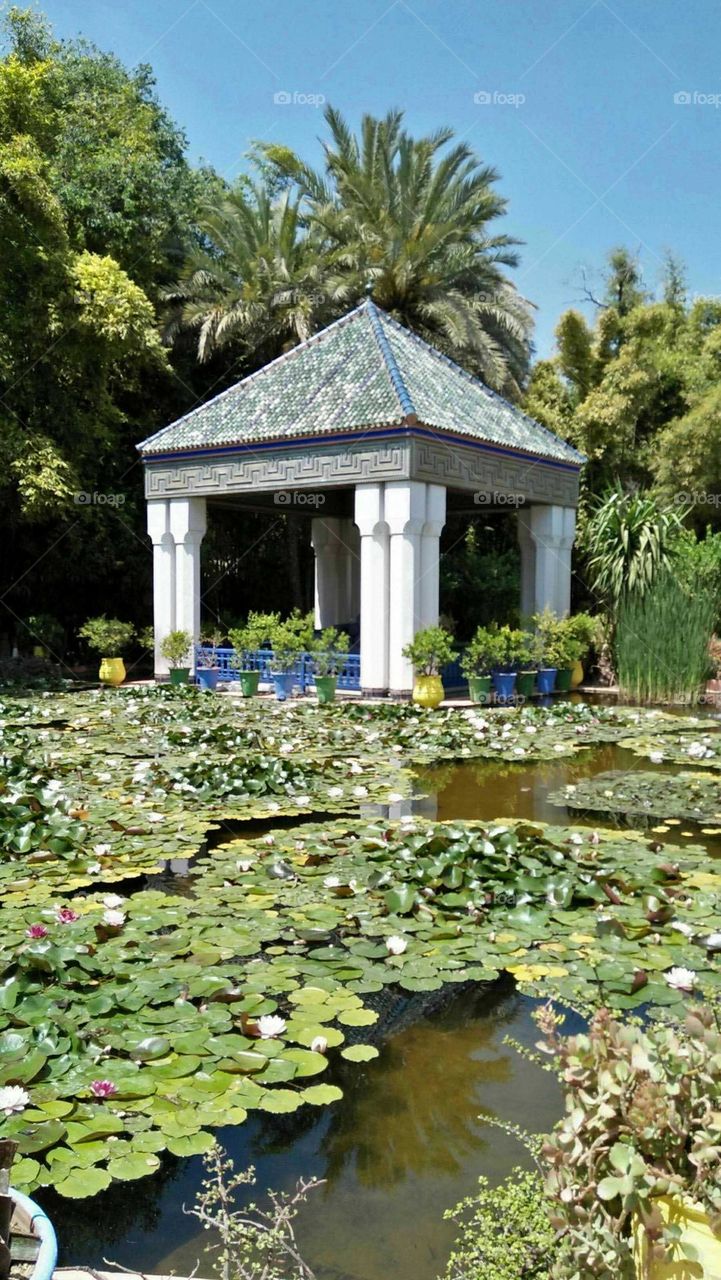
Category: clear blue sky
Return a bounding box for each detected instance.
[47,0,721,358]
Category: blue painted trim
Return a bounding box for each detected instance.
[143,424,581,474]
[11,1187,58,1280]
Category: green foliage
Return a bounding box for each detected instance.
[616,570,716,703]
[268,611,314,672]
[189,1144,321,1280]
[536,1001,721,1279]
[529,610,584,669]
[310,627,350,677]
[441,521,520,637]
[159,629,192,668]
[551,768,721,826]
[582,487,685,615]
[402,626,456,676]
[673,528,721,628]
[25,612,63,652]
[228,613,280,665]
[460,625,506,676]
[442,1168,555,1280]
[79,616,134,656]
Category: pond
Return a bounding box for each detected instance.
[44,716,720,1280]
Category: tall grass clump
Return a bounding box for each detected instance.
[616,570,716,704]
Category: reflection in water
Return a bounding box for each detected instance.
[53,734,713,1280]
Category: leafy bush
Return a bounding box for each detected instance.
[536,1001,721,1280]
[402,625,455,675]
[582,487,685,615]
[616,570,716,703]
[159,629,192,668]
[229,612,280,667]
[491,624,531,671]
[269,611,314,672]
[460,626,506,677]
[79,616,135,656]
[442,1167,555,1280]
[531,611,584,670]
[310,626,350,676]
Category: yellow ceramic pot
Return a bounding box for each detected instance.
[570,659,584,688]
[633,1196,721,1278]
[99,657,126,687]
[412,675,444,709]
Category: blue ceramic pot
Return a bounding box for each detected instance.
[273,672,295,701]
[536,668,557,695]
[492,670,517,700]
[196,668,219,692]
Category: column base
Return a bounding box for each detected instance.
[389,689,413,701]
[361,687,389,698]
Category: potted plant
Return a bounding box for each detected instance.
[228,612,278,697]
[491,625,527,700]
[531,608,560,695]
[402,625,456,708]
[26,613,64,660]
[268,611,314,701]
[566,611,597,688]
[196,624,224,692]
[79,616,135,686]
[515,630,537,699]
[310,626,350,704]
[551,616,585,692]
[460,626,503,704]
[160,630,193,686]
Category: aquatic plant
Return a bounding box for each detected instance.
[442,1167,554,1280]
[550,769,721,827]
[615,570,716,704]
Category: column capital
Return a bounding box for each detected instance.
[354,483,387,538]
[168,496,207,544]
[384,479,427,537]
[147,498,170,545]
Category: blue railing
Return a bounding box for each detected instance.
[195,647,362,691]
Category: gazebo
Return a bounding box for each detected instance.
[138,300,584,694]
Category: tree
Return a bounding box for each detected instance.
[261,107,533,396]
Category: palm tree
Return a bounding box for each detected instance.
[262,107,534,395]
[163,182,332,363]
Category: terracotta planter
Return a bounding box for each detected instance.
[633,1196,721,1278]
[413,675,444,709]
[99,657,125,687]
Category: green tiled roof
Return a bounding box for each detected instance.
[139,301,584,467]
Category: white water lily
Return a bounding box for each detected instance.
[649,751,664,764]
[352,785,368,798]
[386,935,408,956]
[327,786,344,798]
[147,811,164,823]
[86,862,101,875]
[93,843,111,857]
[672,921,695,937]
[0,1086,29,1115]
[310,1035,329,1054]
[256,1015,286,1039]
[387,792,404,803]
[324,875,341,888]
[102,909,126,927]
[569,833,583,845]
[236,859,254,873]
[702,932,721,950]
[664,966,697,991]
[103,894,125,910]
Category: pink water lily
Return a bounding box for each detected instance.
[90,1080,117,1098]
[26,924,48,939]
[56,907,79,924]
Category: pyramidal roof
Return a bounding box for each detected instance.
[139,300,583,467]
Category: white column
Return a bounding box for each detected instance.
[517,511,537,622]
[385,480,428,695]
[169,497,207,673]
[147,499,175,678]
[311,517,360,627]
[522,505,576,617]
[419,484,446,628]
[354,484,390,694]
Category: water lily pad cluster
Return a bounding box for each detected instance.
[621,732,721,769]
[550,770,721,827]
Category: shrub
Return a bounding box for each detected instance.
[268,611,314,673]
[310,626,350,677]
[442,1167,555,1280]
[582,487,685,616]
[79,616,135,656]
[228,612,280,667]
[460,625,506,677]
[160,630,192,668]
[402,625,456,675]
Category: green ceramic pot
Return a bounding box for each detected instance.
[555,668,574,692]
[516,670,537,698]
[315,675,337,704]
[467,675,492,705]
[169,667,189,686]
[239,670,260,697]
